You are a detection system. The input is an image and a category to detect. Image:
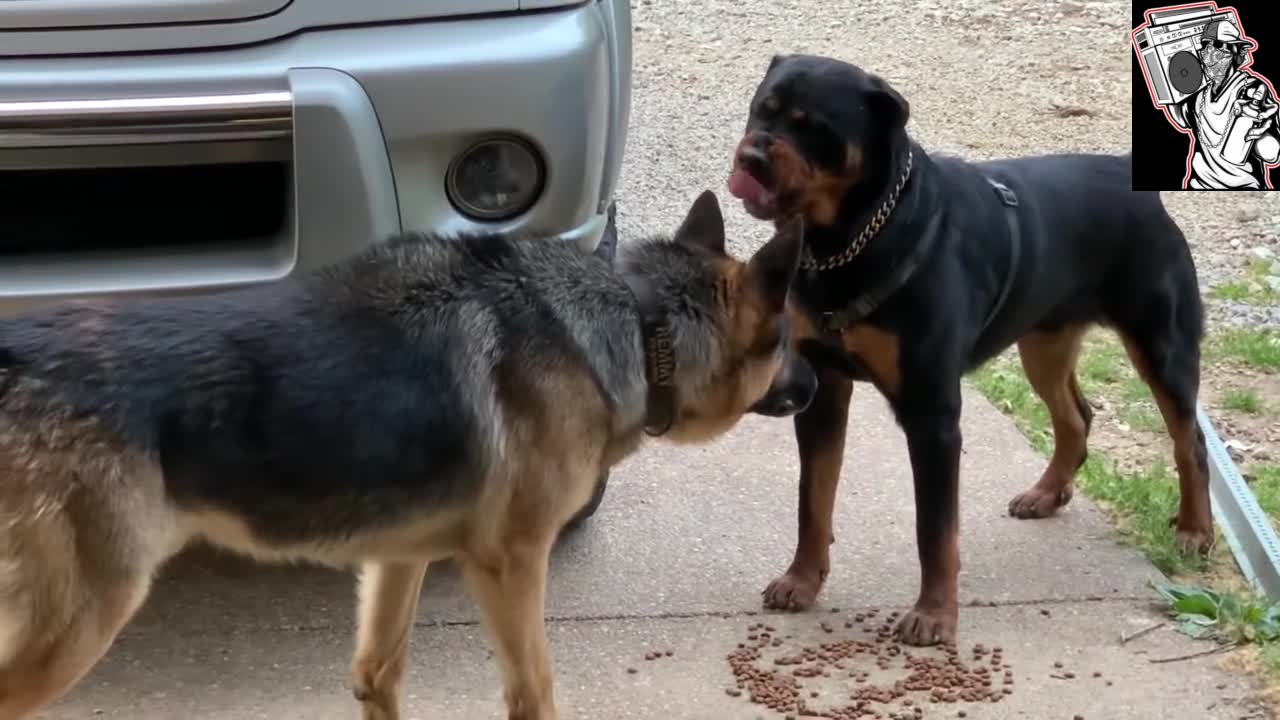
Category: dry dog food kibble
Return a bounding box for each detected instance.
[724,608,1019,718]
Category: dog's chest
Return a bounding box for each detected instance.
[837,323,902,396]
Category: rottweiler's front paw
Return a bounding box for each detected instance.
[894,603,958,647]
[762,569,823,611]
[1007,482,1073,519]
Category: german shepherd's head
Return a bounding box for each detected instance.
[617,191,816,444]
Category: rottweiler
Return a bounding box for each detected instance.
[727,53,1212,646]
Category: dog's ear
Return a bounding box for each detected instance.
[674,190,727,255]
[867,73,910,130]
[768,54,787,73]
[747,215,804,312]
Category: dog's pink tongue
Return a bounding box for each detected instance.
[727,168,767,205]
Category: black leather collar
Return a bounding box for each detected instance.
[622,276,676,436]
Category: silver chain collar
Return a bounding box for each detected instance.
[799,149,914,272]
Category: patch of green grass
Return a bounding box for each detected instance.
[1079,336,1127,387]
[1262,643,1280,677]
[1212,281,1255,302]
[1210,258,1280,305]
[1069,334,1164,433]
[1249,465,1280,522]
[1222,388,1265,415]
[1078,459,1202,575]
[1207,329,1280,371]
[1119,377,1152,404]
[1119,405,1164,433]
[969,360,1052,455]
[969,354,1205,576]
[1262,639,1280,675]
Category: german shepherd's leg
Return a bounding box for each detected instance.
[351,560,430,720]
[1007,327,1091,518]
[1118,331,1214,554]
[462,534,558,720]
[0,570,152,718]
[895,377,963,647]
[0,450,170,719]
[763,367,854,611]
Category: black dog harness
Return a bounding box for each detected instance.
[817,176,1022,335]
[818,211,942,333]
[981,177,1021,333]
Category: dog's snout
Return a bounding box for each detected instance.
[749,386,810,418]
[737,144,769,173]
[737,131,773,166]
[749,351,817,418]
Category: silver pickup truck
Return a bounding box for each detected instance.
[0,0,633,527]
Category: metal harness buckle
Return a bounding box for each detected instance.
[989,179,1019,208]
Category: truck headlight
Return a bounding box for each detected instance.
[446,136,544,221]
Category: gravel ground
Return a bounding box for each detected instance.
[613,0,1280,329]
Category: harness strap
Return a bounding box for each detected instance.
[981,178,1021,333]
[818,178,1022,336]
[820,212,944,333]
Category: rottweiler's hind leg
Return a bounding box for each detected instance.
[1117,331,1213,555]
[1007,326,1092,519]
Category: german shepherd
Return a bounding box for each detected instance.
[0,190,816,720]
[727,54,1212,647]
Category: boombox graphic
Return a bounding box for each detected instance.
[1133,3,1249,105]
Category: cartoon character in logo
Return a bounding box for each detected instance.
[1173,20,1279,188]
[1135,6,1280,190]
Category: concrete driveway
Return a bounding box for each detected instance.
[39,0,1275,717]
[46,390,1261,719]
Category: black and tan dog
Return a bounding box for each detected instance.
[0,191,816,720]
[727,53,1213,647]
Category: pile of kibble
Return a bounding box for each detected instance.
[724,608,1017,720]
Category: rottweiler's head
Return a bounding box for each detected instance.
[727,54,911,227]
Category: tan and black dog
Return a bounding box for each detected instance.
[727,53,1213,647]
[0,191,817,720]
